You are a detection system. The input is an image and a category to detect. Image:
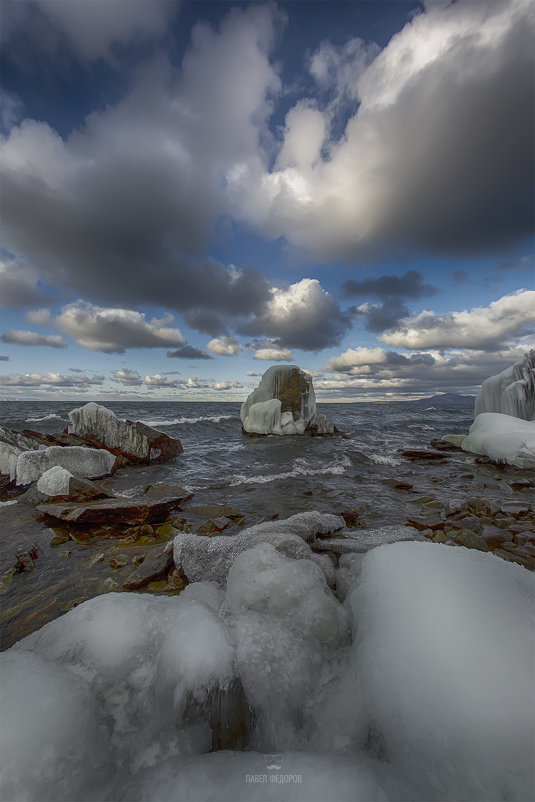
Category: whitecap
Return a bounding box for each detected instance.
[26,413,64,423]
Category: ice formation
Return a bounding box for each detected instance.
[474,349,535,420]
[68,402,183,462]
[460,412,535,468]
[2,529,534,801]
[15,445,116,486]
[0,427,47,479]
[36,466,73,496]
[241,365,317,435]
[172,511,344,586]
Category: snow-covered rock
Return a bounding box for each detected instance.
[460,412,535,468]
[36,466,73,496]
[68,402,183,463]
[172,511,345,586]
[241,365,317,435]
[15,445,116,486]
[0,427,47,479]
[474,350,535,420]
[346,541,535,802]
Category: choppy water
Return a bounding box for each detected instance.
[3,396,530,649]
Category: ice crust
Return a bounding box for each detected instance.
[36,465,74,496]
[2,528,534,801]
[172,511,345,586]
[461,411,535,468]
[241,365,316,435]
[69,401,151,458]
[14,444,116,485]
[474,349,535,420]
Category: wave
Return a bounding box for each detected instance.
[26,413,64,423]
[407,423,434,431]
[228,455,352,487]
[0,499,18,507]
[141,415,236,427]
[368,453,402,466]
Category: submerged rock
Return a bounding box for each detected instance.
[36,495,186,527]
[68,402,183,464]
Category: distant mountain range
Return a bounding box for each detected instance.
[410,393,475,406]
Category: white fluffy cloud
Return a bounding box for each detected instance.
[381,290,535,350]
[52,303,185,353]
[113,368,142,386]
[0,372,104,387]
[144,374,182,388]
[228,0,534,259]
[253,345,294,362]
[326,347,387,372]
[206,335,242,356]
[1,330,67,348]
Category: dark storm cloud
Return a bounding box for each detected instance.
[0,259,51,308]
[342,270,436,300]
[167,345,212,360]
[0,355,9,361]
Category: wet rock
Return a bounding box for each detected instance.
[452,531,489,551]
[515,531,535,546]
[49,528,70,546]
[492,549,535,570]
[36,495,185,526]
[58,550,71,558]
[58,596,89,613]
[402,449,449,462]
[97,577,119,593]
[454,516,482,533]
[88,552,105,567]
[408,494,436,504]
[14,546,39,573]
[0,567,16,594]
[109,554,129,569]
[381,478,414,491]
[143,483,193,503]
[166,568,189,592]
[68,402,183,465]
[196,517,233,536]
[339,511,363,528]
[188,504,244,522]
[123,548,174,590]
[432,531,449,543]
[430,438,464,452]
[480,526,513,548]
[508,478,534,491]
[406,515,445,532]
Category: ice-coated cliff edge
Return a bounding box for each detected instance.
[475,350,535,421]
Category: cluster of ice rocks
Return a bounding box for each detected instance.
[1,515,533,802]
[446,350,535,468]
[0,402,183,486]
[240,365,337,436]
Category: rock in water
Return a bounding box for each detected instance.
[240,364,338,435]
[474,349,535,420]
[68,402,183,464]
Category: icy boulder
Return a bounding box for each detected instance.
[459,412,535,468]
[348,541,535,802]
[0,427,47,479]
[15,445,116,486]
[475,350,535,420]
[68,402,183,464]
[241,365,317,435]
[172,511,345,586]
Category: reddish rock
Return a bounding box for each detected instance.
[123,548,174,590]
[480,526,513,549]
[406,515,445,532]
[36,495,186,526]
[402,450,449,462]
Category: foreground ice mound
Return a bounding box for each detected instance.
[241,365,317,435]
[15,444,116,485]
[2,537,533,801]
[460,412,535,468]
[348,541,535,802]
[475,350,535,420]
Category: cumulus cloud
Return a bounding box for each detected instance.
[207,335,242,356]
[113,368,142,386]
[381,289,535,350]
[321,344,530,397]
[250,341,294,361]
[1,330,67,348]
[167,345,212,360]
[0,5,280,322]
[51,302,185,353]
[228,0,534,259]
[209,380,244,391]
[144,374,182,388]
[0,372,104,387]
[240,278,350,350]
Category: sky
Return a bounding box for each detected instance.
[0,0,533,403]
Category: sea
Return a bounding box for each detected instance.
[0,396,524,649]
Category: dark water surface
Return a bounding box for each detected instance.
[1,398,530,648]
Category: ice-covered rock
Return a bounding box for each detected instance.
[474,350,535,420]
[15,445,116,486]
[36,466,73,496]
[0,427,47,479]
[68,402,183,463]
[172,511,345,586]
[241,365,318,435]
[346,541,535,802]
[460,412,535,468]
